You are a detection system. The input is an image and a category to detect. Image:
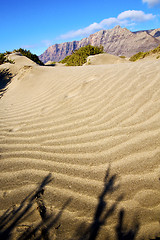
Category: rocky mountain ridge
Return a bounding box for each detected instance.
[39,25,160,63]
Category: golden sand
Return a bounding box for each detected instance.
[0,53,160,239]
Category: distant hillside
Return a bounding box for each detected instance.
[39,26,160,63]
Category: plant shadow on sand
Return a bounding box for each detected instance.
[0,169,159,240]
[72,167,140,240]
[0,68,13,98]
[0,173,71,240]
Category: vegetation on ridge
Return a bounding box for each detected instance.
[14,48,44,65]
[60,45,104,66]
[129,44,160,61]
[0,49,44,66]
[0,53,7,65]
[0,53,14,65]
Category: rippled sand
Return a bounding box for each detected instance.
[0,53,160,240]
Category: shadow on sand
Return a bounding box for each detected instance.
[0,173,71,240]
[116,209,139,240]
[0,68,13,98]
[72,167,140,240]
[1,169,159,240]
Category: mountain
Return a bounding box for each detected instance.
[39,26,160,63]
[148,28,160,40]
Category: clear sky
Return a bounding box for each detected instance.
[1,0,160,56]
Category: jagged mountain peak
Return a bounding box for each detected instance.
[112,25,129,32]
[39,26,160,63]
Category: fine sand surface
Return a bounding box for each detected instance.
[0,53,160,240]
[86,53,127,65]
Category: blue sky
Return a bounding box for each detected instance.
[1,0,160,56]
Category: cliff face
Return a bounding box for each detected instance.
[39,26,160,63]
[40,41,79,64]
[149,28,160,40]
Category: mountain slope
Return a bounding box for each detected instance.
[39,26,160,63]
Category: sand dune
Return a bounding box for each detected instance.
[0,53,160,240]
[86,53,127,65]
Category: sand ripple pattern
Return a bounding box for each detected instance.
[0,60,160,239]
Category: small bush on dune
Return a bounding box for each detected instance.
[0,53,14,65]
[60,45,104,66]
[129,52,148,62]
[129,44,160,62]
[0,53,6,65]
[0,47,45,66]
[60,55,71,64]
[14,48,44,66]
[151,45,160,54]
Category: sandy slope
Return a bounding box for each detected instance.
[0,53,160,240]
[86,53,127,65]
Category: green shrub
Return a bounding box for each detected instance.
[119,56,126,59]
[60,45,104,66]
[129,51,148,61]
[129,44,160,62]
[0,53,6,65]
[151,45,160,54]
[0,53,14,65]
[15,48,44,65]
[60,55,71,64]
[0,49,44,66]
[5,51,12,54]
